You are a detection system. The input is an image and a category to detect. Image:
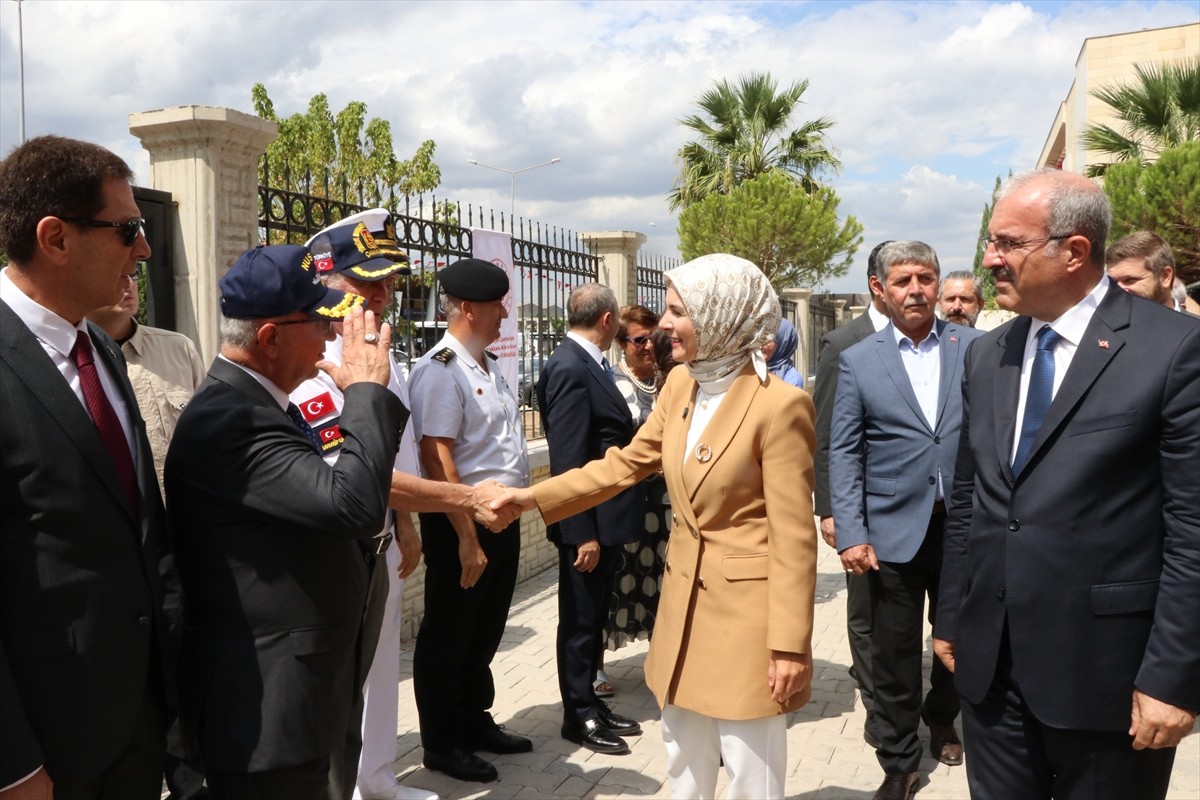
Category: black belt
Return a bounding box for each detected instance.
[932,500,947,515]
[371,532,393,555]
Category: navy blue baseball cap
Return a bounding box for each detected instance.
[307,209,410,282]
[219,245,364,319]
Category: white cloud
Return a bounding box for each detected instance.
[1,0,1196,293]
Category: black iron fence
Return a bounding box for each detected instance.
[635,253,678,313]
[258,162,600,438]
[807,294,841,376]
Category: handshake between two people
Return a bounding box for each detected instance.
[466,483,539,532]
[450,484,540,590]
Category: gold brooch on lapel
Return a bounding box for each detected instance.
[694,443,712,463]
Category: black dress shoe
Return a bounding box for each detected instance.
[466,718,533,754]
[595,700,642,737]
[423,748,498,782]
[561,718,630,754]
[872,772,918,800]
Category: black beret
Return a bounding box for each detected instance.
[438,258,510,301]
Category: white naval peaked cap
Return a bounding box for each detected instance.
[305,207,394,247]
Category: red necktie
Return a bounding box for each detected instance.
[72,330,139,509]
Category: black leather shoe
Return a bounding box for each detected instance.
[422,748,498,783]
[872,772,918,800]
[561,718,630,754]
[595,700,642,737]
[466,718,533,754]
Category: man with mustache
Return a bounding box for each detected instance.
[934,170,1198,800]
[937,271,983,328]
[830,241,982,800]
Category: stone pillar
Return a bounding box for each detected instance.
[129,106,278,362]
[581,230,646,360]
[780,286,813,380]
[845,304,865,325]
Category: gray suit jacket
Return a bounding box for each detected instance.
[0,299,171,787]
[812,311,877,517]
[829,318,982,562]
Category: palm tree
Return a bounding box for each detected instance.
[1082,57,1200,178]
[668,72,841,210]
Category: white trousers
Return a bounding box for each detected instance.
[660,704,787,800]
[354,544,405,799]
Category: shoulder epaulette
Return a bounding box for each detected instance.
[485,350,498,361]
[432,347,456,364]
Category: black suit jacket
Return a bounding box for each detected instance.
[537,337,643,547]
[812,311,877,517]
[0,299,171,787]
[165,357,405,772]
[935,285,1199,730]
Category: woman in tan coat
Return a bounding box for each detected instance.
[496,254,818,798]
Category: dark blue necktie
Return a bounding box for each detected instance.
[286,403,323,452]
[601,357,614,380]
[1012,325,1059,476]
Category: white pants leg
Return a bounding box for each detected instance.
[355,544,405,799]
[660,704,787,800]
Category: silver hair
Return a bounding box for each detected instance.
[219,314,260,348]
[997,168,1110,267]
[940,270,983,302]
[873,241,940,284]
[567,283,618,328]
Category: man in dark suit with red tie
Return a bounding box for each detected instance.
[0,135,172,800]
[537,283,644,755]
[934,169,1198,800]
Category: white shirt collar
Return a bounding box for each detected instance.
[566,330,604,366]
[867,302,889,332]
[0,267,88,357]
[217,353,290,410]
[1030,275,1110,348]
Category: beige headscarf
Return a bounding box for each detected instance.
[664,253,781,384]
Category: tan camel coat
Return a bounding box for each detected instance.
[533,364,818,720]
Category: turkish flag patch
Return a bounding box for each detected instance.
[298,391,337,422]
[315,421,344,454]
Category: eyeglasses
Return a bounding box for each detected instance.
[623,334,655,347]
[59,216,146,247]
[979,235,1069,255]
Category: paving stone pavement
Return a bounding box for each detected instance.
[386,534,1200,799]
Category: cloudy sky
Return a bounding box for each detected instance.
[1,0,1196,292]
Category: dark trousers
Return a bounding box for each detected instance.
[870,510,959,775]
[326,548,389,799]
[413,515,520,753]
[165,717,209,800]
[556,541,620,724]
[961,626,1176,800]
[206,757,329,800]
[845,569,878,738]
[52,681,167,800]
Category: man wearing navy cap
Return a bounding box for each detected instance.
[294,212,512,800]
[165,245,404,800]
[408,259,532,783]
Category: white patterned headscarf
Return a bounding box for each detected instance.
[664,253,781,384]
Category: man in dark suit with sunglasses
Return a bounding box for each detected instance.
[0,135,171,800]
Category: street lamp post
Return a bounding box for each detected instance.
[467,157,561,225]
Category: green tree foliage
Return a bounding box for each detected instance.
[1081,57,1200,178]
[1103,141,1200,284]
[971,172,1012,309]
[677,171,862,289]
[252,83,441,207]
[669,72,841,211]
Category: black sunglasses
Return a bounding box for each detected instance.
[59,216,146,247]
